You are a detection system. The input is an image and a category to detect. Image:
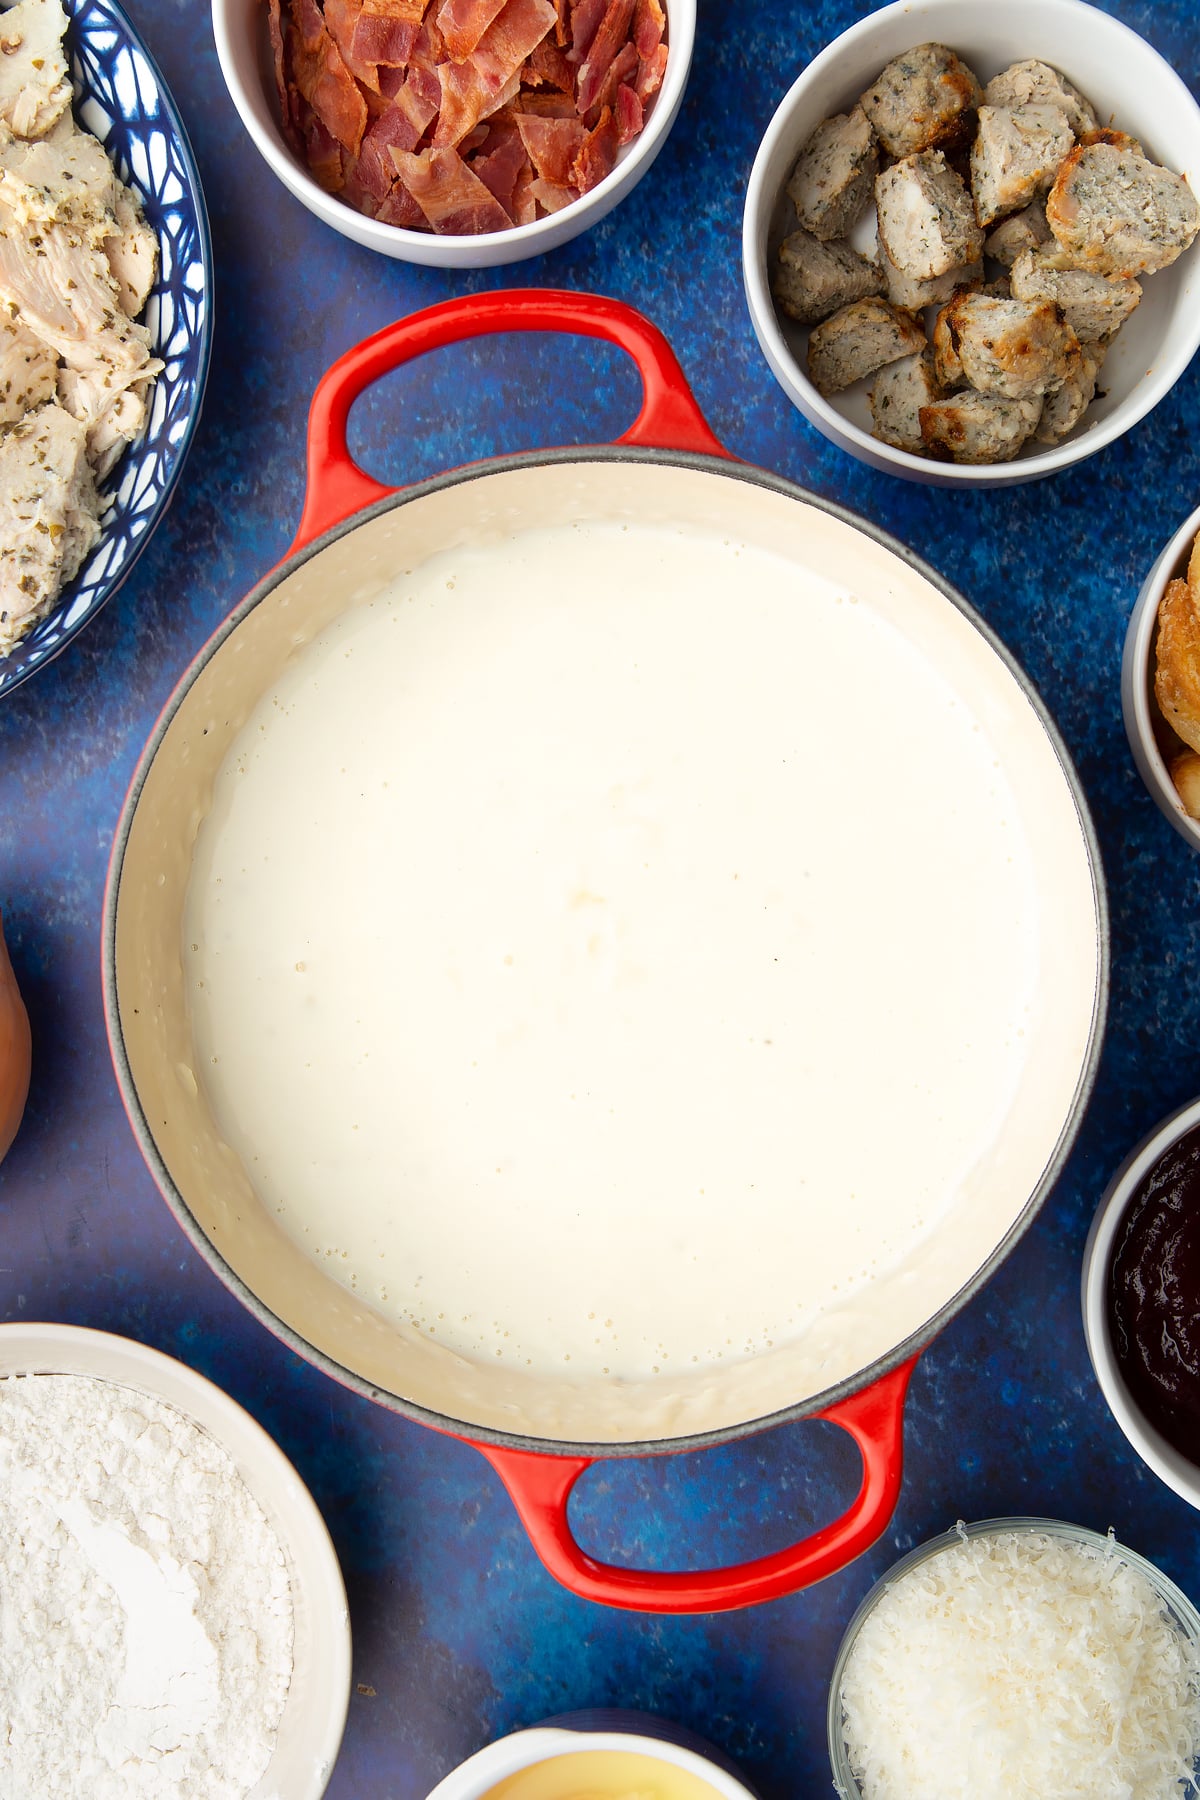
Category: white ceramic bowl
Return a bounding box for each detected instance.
[742,0,1200,487]
[827,1517,1200,1797]
[211,0,695,266]
[1082,1097,1200,1511]
[1122,501,1200,852]
[0,1322,352,1799]
[425,1713,757,1800]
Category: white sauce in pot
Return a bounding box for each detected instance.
[184,517,1049,1388]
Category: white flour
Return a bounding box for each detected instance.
[0,1372,294,1799]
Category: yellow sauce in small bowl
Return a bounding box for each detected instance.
[480,1750,727,1800]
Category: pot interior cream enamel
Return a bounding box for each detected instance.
[110,457,1100,1445]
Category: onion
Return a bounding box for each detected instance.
[0,911,31,1163]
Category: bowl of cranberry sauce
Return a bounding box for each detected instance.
[1083,1098,1200,1506]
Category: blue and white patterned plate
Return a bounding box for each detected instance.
[0,0,213,702]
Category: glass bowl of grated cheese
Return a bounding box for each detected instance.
[827,1517,1200,1800]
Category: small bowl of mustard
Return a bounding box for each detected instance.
[1083,1095,1200,1510]
[425,1713,757,1800]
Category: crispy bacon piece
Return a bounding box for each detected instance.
[632,0,663,57]
[398,61,441,128]
[391,144,514,231]
[354,93,433,198]
[293,3,331,54]
[432,0,553,148]
[489,67,524,114]
[435,60,522,145]
[290,0,370,154]
[515,112,585,183]
[376,181,426,225]
[354,15,421,65]
[634,40,666,105]
[265,0,664,232]
[365,0,427,19]
[341,149,381,211]
[471,120,527,214]
[299,100,346,189]
[526,35,573,92]
[266,0,291,133]
[572,99,618,191]
[431,0,554,149]
[567,0,607,63]
[582,35,635,122]
[529,175,574,211]
[325,0,382,91]
[615,79,641,144]
[471,0,557,93]
[506,90,577,117]
[410,10,447,68]
[437,0,508,59]
[511,156,539,221]
[434,61,488,144]
[356,0,428,57]
[575,0,635,114]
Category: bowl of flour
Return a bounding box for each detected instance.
[0,1321,350,1800]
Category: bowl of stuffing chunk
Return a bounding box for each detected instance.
[0,0,212,700]
[211,0,695,266]
[742,0,1200,486]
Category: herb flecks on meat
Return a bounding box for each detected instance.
[0,0,164,655]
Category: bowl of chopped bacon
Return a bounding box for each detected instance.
[212,0,693,265]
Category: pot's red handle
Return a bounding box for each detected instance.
[291,288,731,555]
[470,1354,919,1614]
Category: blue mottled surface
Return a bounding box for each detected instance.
[4,1,1200,1794]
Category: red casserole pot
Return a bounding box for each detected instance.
[103,290,1108,1613]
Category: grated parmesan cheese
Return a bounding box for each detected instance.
[838,1525,1200,1800]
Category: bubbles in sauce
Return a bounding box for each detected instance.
[180,510,1096,1431]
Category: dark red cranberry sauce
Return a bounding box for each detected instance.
[1109,1121,1200,1463]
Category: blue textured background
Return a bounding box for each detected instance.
[4,1,1200,1794]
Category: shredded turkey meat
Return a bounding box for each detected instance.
[0,400,100,652]
[0,311,55,426]
[0,0,71,139]
[0,0,162,654]
[263,0,669,232]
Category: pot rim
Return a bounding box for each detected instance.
[103,444,1110,1458]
